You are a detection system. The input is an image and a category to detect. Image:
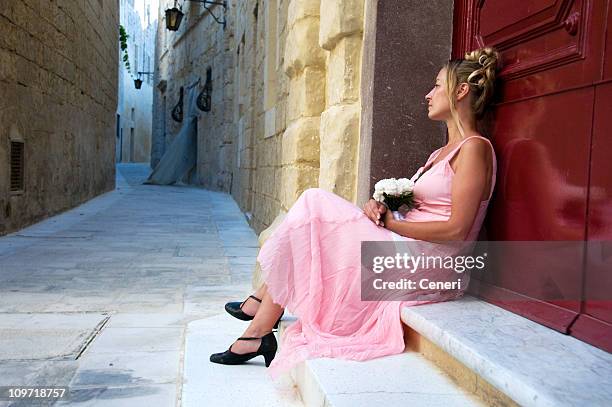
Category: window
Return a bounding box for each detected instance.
[10,141,24,193]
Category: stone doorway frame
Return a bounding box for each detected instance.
[356,0,455,207]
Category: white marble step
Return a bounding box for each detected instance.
[183,314,303,407]
[280,317,483,407]
[401,295,612,407]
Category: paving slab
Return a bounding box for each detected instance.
[54,384,177,407]
[85,327,183,354]
[70,350,180,387]
[0,313,107,360]
[0,164,262,406]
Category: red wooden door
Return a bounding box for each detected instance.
[455,0,612,352]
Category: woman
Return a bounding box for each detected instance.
[210,47,500,378]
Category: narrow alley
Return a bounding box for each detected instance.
[0,164,301,406]
[2,0,611,405]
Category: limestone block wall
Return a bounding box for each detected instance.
[193,16,235,191]
[318,0,364,202]
[251,0,364,286]
[151,0,366,234]
[234,0,265,230]
[252,0,367,231]
[118,71,153,163]
[153,1,244,189]
[117,0,155,164]
[237,0,290,233]
[256,0,366,230]
[0,1,119,236]
[278,0,325,213]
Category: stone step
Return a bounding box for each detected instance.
[279,316,483,407]
[401,295,612,407]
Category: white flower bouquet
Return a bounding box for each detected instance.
[372,178,416,213]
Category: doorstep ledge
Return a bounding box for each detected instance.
[401,295,612,407]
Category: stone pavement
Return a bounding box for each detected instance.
[0,163,301,406]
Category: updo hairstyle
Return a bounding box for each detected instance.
[444,47,500,127]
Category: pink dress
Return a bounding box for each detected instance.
[257,135,497,378]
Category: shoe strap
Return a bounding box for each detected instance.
[237,332,273,341]
[239,295,263,310]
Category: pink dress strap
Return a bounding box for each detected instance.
[423,136,489,171]
[444,135,488,161]
[443,135,496,201]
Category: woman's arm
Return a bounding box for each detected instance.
[383,138,491,241]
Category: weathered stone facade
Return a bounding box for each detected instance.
[317,0,363,200]
[0,1,119,236]
[152,1,241,189]
[117,0,156,164]
[153,0,365,234]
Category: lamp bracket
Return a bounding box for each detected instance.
[185,0,227,28]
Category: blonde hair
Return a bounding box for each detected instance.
[444,47,500,137]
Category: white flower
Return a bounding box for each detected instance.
[374,178,391,192]
[397,178,414,194]
[386,179,400,195]
[373,178,401,200]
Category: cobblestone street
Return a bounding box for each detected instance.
[0,164,297,406]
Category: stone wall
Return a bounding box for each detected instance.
[118,72,153,163]
[117,0,155,164]
[0,0,119,236]
[153,1,237,188]
[279,0,324,212]
[317,0,363,202]
[152,0,367,234]
[153,0,292,233]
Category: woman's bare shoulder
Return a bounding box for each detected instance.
[457,136,492,167]
[462,133,491,151]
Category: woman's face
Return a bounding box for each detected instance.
[425,68,451,121]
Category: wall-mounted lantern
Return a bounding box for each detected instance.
[197,68,212,112]
[165,0,227,31]
[134,71,154,89]
[165,4,184,31]
[172,86,184,122]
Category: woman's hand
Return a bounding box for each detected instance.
[382,206,395,228]
[363,199,387,226]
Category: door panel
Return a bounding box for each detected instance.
[456,0,605,101]
[478,89,591,330]
[603,0,612,79]
[455,0,610,349]
[570,82,612,352]
[489,90,591,243]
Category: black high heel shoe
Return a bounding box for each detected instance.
[209,331,278,367]
[225,295,284,329]
[225,295,261,321]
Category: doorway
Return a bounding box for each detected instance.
[454,0,612,352]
